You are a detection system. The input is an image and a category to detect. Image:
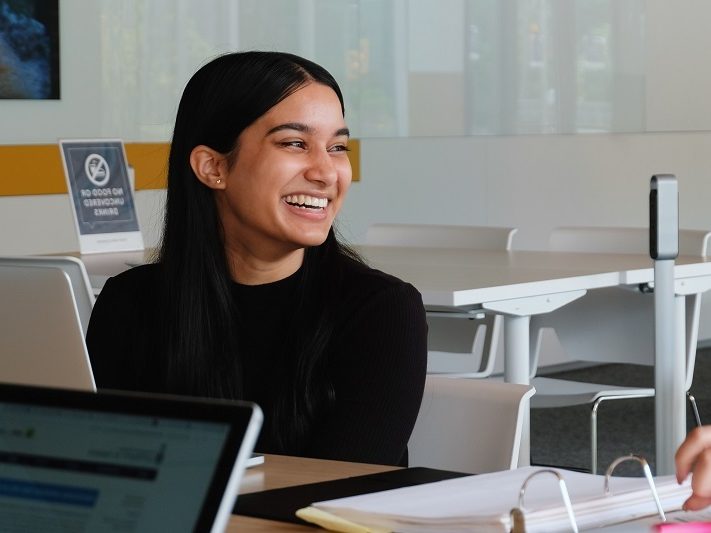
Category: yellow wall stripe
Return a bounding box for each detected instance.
[0,145,66,196]
[125,143,170,190]
[0,140,361,197]
[348,138,360,183]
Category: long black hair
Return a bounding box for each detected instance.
[158,51,360,452]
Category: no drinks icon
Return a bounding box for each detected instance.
[84,154,111,187]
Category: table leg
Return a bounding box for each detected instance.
[655,285,686,475]
[485,290,586,469]
[504,315,531,385]
[504,315,531,466]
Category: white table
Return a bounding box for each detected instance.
[77,246,711,474]
[358,245,711,474]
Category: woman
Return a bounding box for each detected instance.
[86,51,427,466]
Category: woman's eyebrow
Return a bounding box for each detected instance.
[267,122,311,135]
[266,122,350,137]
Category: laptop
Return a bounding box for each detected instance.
[0,382,263,532]
[0,256,95,336]
[0,264,96,391]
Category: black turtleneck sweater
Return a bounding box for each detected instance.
[86,257,427,466]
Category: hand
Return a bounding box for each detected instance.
[676,426,711,511]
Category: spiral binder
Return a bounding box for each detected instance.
[300,456,691,532]
[509,454,666,533]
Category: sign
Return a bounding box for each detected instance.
[59,139,144,254]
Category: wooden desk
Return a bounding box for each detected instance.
[228,454,397,532]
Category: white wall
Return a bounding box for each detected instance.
[340,132,711,249]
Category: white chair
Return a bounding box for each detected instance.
[529,226,710,473]
[408,376,535,473]
[365,223,517,377]
[0,256,95,335]
[365,223,517,250]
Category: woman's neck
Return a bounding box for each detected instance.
[225,246,305,285]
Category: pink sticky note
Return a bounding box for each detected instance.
[654,523,711,532]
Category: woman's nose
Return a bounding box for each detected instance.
[304,150,338,185]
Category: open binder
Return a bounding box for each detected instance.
[297,456,692,532]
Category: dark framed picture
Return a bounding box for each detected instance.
[0,0,60,99]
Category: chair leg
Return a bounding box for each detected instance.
[591,394,668,476]
[591,399,603,475]
[688,391,702,427]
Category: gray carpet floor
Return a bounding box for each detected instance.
[530,347,711,476]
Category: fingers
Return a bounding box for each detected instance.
[676,427,711,482]
[683,493,711,512]
[690,449,711,499]
[676,427,711,512]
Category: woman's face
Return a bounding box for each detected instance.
[216,82,352,260]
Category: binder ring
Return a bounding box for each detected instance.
[604,454,666,522]
[517,469,579,533]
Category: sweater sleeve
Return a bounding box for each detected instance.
[86,268,158,392]
[304,281,428,466]
[86,276,134,390]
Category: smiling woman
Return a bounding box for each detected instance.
[85,51,428,467]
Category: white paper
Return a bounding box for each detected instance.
[314,466,692,533]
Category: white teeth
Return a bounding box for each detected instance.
[284,195,329,209]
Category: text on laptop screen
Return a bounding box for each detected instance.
[0,401,232,532]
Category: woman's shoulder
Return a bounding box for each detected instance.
[337,253,422,305]
[103,263,161,290]
[97,263,162,305]
[89,264,163,341]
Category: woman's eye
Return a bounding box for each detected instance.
[281,140,306,149]
[328,144,350,153]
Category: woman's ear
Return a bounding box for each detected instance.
[189,145,228,190]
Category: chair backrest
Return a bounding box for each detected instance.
[365,224,516,377]
[365,223,518,250]
[532,226,710,389]
[549,226,711,256]
[408,376,535,473]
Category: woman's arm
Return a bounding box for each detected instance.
[86,276,136,389]
[306,282,428,466]
[86,266,158,392]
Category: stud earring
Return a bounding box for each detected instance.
[216,179,222,184]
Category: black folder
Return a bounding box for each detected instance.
[233,466,469,526]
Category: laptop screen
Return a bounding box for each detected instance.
[0,384,262,532]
